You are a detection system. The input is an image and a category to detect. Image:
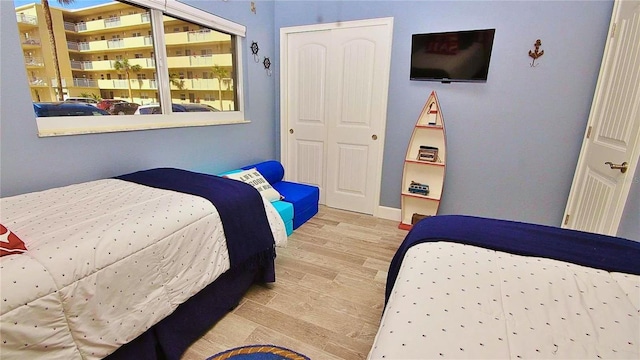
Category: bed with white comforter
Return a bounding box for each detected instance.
[368,215,640,360]
[1,174,286,359]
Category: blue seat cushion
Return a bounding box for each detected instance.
[270,200,293,236]
[273,181,319,230]
[293,204,319,230]
[239,160,320,230]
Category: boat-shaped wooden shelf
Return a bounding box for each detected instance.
[399,91,447,230]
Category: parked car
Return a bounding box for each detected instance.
[134,103,220,114]
[97,99,125,110]
[108,102,139,115]
[33,102,111,117]
[176,103,220,112]
[63,97,99,107]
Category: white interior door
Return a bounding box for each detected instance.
[325,24,392,214]
[563,0,640,235]
[281,18,393,215]
[283,31,330,203]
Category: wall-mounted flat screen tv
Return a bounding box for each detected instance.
[410,28,496,83]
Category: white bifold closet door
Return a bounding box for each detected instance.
[281,18,393,215]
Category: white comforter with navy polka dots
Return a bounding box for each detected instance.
[369,242,639,359]
[0,179,287,359]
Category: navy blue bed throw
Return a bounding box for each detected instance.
[386,215,640,303]
[116,168,275,271]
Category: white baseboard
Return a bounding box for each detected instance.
[376,206,401,222]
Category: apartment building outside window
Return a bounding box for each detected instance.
[14,0,247,136]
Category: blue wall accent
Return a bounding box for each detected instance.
[1,0,637,240]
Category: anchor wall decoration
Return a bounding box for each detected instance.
[529,39,544,67]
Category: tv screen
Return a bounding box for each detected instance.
[410,29,495,83]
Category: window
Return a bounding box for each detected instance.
[15,0,247,136]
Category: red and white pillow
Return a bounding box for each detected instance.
[1,224,27,257]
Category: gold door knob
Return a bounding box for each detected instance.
[604,161,628,173]
[289,129,294,134]
[372,134,378,140]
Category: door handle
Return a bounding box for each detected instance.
[604,161,628,173]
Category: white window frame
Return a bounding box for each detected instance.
[35,0,248,137]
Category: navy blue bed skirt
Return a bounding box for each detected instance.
[106,260,274,360]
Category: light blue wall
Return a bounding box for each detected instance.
[0,0,278,197]
[274,0,638,240]
[1,0,637,240]
[618,174,640,240]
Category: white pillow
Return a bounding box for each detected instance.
[224,168,283,202]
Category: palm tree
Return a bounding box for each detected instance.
[80,92,100,101]
[113,58,142,102]
[212,65,228,110]
[169,73,185,90]
[42,0,74,101]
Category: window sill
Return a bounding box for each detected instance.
[36,114,250,137]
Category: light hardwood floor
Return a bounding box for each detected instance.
[181,205,408,360]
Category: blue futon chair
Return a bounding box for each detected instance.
[241,160,319,232]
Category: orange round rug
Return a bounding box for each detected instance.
[207,344,310,360]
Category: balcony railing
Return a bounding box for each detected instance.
[142,58,155,68]
[73,78,98,87]
[22,38,41,46]
[29,77,47,86]
[70,60,94,70]
[189,55,215,66]
[64,21,77,32]
[16,13,37,26]
[181,78,234,91]
[112,79,129,88]
[78,42,90,51]
[25,56,44,66]
[134,79,158,90]
[98,78,158,90]
[187,29,213,42]
[107,39,125,48]
[70,60,83,70]
[67,41,79,51]
[105,18,122,28]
